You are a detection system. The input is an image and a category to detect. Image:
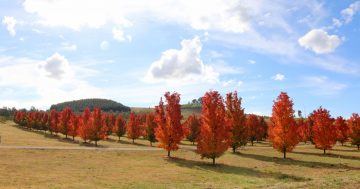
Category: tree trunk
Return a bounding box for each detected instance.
[95,140,98,147]
[65,134,67,139]
[167,150,170,157]
[132,139,135,144]
[323,148,326,154]
[118,136,121,142]
[72,136,75,141]
[212,157,215,165]
[150,141,153,147]
[357,145,359,150]
[232,146,236,153]
[192,141,195,145]
[283,150,286,159]
[251,140,254,146]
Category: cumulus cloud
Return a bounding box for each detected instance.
[2,16,17,36]
[146,36,218,84]
[100,41,109,50]
[112,27,131,42]
[272,73,285,81]
[39,53,71,79]
[298,29,342,54]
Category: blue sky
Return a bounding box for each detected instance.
[0,0,359,117]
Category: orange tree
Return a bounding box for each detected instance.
[335,116,349,146]
[113,114,126,141]
[225,91,247,152]
[312,107,336,154]
[155,92,184,157]
[127,112,142,144]
[269,92,298,159]
[196,91,231,165]
[349,113,360,150]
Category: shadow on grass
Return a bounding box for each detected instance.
[165,157,310,182]
[291,151,360,161]
[234,152,360,170]
[115,139,148,147]
[331,148,359,152]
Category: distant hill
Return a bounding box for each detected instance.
[50,98,131,113]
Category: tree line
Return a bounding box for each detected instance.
[12,91,360,165]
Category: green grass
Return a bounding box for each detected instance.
[0,121,359,188]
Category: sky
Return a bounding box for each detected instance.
[0,0,359,118]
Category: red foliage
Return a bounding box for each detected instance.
[246,114,260,146]
[269,92,299,158]
[348,113,360,150]
[196,91,231,165]
[113,114,126,141]
[297,118,311,143]
[183,114,201,145]
[78,107,91,142]
[68,114,80,141]
[50,109,60,134]
[144,113,157,146]
[312,107,336,154]
[225,91,247,152]
[127,112,141,143]
[59,107,73,138]
[88,107,108,146]
[155,92,184,157]
[335,116,349,145]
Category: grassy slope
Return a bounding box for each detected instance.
[0,121,360,189]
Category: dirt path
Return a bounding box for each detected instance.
[0,145,162,151]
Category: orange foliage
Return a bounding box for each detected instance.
[196,91,231,165]
[59,107,73,138]
[225,91,247,152]
[269,92,298,158]
[348,113,360,150]
[183,114,201,145]
[335,116,349,145]
[155,92,184,157]
[78,107,91,143]
[312,107,336,154]
[113,114,126,141]
[246,114,260,146]
[127,112,141,143]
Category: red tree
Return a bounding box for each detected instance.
[246,114,260,146]
[155,92,184,157]
[258,116,268,140]
[113,114,126,141]
[196,91,231,165]
[335,116,349,145]
[50,109,60,135]
[59,107,73,139]
[225,91,247,152]
[312,107,336,154]
[144,113,157,146]
[297,118,311,143]
[88,107,107,146]
[68,114,80,141]
[184,114,201,145]
[78,107,91,143]
[269,92,299,159]
[348,113,360,150]
[127,112,141,143]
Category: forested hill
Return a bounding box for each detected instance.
[49,99,131,113]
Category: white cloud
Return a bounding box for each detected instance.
[222,80,234,87]
[112,27,131,42]
[248,59,256,64]
[39,53,72,79]
[302,76,347,95]
[146,36,218,84]
[2,16,17,36]
[272,73,285,81]
[237,81,243,86]
[298,29,342,54]
[341,1,360,24]
[100,41,109,50]
[61,43,77,51]
[0,54,102,109]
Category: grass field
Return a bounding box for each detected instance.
[0,121,359,189]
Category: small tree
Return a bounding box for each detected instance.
[349,113,360,150]
[68,114,80,141]
[247,114,260,146]
[312,107,336,154]
[113,114,126,141]
[297,118,311,143]
[78,107,91,143]
[269,92,299,159]
[50,109,60,135]
[88,107,107,146]
[225,91,247,152]
[155,92,184,157]
[127,112,141,144]
[59,107,73,139]
[196,91,231,165]
[144,113,157,146]
[335,116,349,146]
[184,114,201,145]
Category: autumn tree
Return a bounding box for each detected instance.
[50,109,60,135]
[144,113,157,146]
[297,118,311,143]
[269,92,299,159]
[88,107,107,146]
[59,107,73,139]
[348,113,360,150]
[155,92,184,157]
[68,114,80,141]
[184,114,201,145]
[78,107,91,143]
[335,116,349,146]
[196,91,231,165]
[127,112,141,143]
[258,116,268,140]
[312,107,336,154]
[113,114,126,141]
[225,91,247,152]
[247,114,260,146]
